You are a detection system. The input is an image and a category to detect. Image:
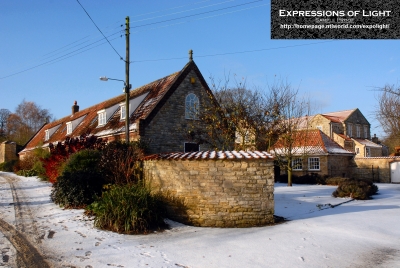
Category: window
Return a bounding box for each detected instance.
[45,130,49,141]
[292,158,303,170]
[364,125,368,139]
[98,110,106,126]
[66,122,72,135]
[356,125,361,138]
[347,123,353,137]
[185,93,199,119]
[120,105,126,120]
[356,148,360,154]
[366,147,371,157]
[308,157,320,171]
[184,142,199,152]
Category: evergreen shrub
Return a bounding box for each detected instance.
[50,149,104,208]
[332,179,378,200]
[87,182,167,234]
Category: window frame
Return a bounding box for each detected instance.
[45,130,49,141]
[356,124,361,138]
[363,125,368,139]
[347,123,353,137]
[97,110,107,126]
[120,104,126,120]
[66,122,72,135]
[366,147,371,157]
[308,157,320,171]
[292,158,303,171]
[185,93,200,120]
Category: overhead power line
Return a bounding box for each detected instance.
[76,0,124,61]
[132,41,337,63]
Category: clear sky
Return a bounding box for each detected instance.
[0,0,398,138]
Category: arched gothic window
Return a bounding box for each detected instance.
[185,93,199,119]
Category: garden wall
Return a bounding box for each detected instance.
[143,151,275,227]
[0,141,17,163]
[353,157,400,183]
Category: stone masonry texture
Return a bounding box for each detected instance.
[143,158,275,227]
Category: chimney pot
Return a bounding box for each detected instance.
[72,101,79,115]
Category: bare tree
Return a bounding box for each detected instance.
[375,84,400,153]
[6,100,53,146]
[0,108,11,140]
[270,83,312,187]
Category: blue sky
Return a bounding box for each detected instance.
[0,0,398,138]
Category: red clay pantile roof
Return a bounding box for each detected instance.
[143,150,273,160]
[273,129,354,155]
[21,61,200,153]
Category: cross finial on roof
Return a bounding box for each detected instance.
[189,49,193,61]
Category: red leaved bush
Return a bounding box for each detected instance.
[42,134,106,183]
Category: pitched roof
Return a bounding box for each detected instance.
[22,61,206,152]
[273,129,354,156]
[321,109,357,123]
[353,138,382,148]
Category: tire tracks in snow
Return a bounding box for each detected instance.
[0,173,50,268]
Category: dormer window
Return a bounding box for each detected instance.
[66,122,72,135]
[185,93,199,119]
[120,104,126,120]
[98,110,106,126]
[45,130,49,141]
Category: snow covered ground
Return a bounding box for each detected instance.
[1,172,400,268]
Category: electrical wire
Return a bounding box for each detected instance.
[132,41,337,63]
[130,0,263,29]
[130,0,235,23]
[76,0,124,61]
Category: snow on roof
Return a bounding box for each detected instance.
[273,129,354,156]
[143,151,274,160]
[353,139,382,148]
[321,109,357,123]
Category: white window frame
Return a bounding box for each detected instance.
[347,123,353,137]
[308,157,320,171]
[185,93,200,120]
[120,104,126,120]
[364,125,368,139]
[292,158,303,171]
[66,122,72,135]
[45,130,49,141]
[97,110,106,126]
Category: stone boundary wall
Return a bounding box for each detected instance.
[353,157,400,183]
[143,157,274,227]
[0,141,17,163]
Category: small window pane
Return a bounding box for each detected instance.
[308,157,320,171]
[185,93,199,119]
[292,158,303,170]
[120,105,126,120]
[98,112,106,126]
[184,142,199,152]
[66,123,72,135]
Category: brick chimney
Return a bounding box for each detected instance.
[72,101,79,115]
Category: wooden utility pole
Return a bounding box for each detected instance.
[125,16,130,142]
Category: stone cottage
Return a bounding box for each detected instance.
[273,129,355,178]
[20,59,230,158]
[305,108,384,157]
